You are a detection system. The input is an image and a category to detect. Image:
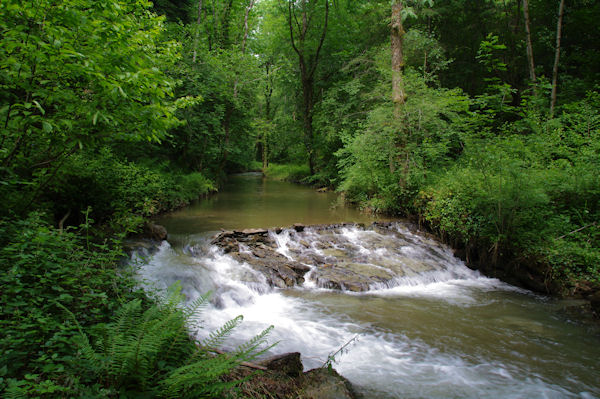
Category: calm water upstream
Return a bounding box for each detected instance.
[134,173,600,398]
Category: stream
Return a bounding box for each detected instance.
[134,173,599,398]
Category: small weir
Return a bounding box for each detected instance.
[132,174,600,399]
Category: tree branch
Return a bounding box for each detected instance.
[308,0,329,79]
[287,0,301,56]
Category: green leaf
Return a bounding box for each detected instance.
[42,121,53,133]
[33,100,45,115]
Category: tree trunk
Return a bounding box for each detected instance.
[391,0,406,118]
[287,0,328,176]
[192,0,203,63]
[522,0,536,86]
[303,76,315,175]
[550,0,565,117]
[263,62,273,170]
[220,104,232,171]
[241,0,256,53]
[234,0,256,97]
[390,0,407,176]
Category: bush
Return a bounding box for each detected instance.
[263,163,311,183]
[46,148,215,227]
[0,213,146,396]
[0,215,274,398]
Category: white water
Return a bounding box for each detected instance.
[132,224,600,399]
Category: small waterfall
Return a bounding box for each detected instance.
[131,222,599,399]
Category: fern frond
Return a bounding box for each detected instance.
[184,292,211,330]
[161,354,241,399]
[199,316,243,351]
[4,380,28,399]
[234,325,275,362]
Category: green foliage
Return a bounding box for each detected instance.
[415,94,600,286]
[74,288,274,398]
[0,213,146,396]
[333,26,600,290]
[336,53,469,213]
[45,148,215,227]
[263,163,311,183]
[0,215,275,398]
[0,0,183,216]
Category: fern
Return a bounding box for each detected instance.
[199,315,243,351]
[234,325,276,362]
[73,287,274,398]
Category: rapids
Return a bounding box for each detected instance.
[132,173,599,398]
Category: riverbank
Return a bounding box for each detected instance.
[141,180,600,399]
[257,161,600,312]
[248,163,600,315]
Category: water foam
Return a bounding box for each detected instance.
[129,224,597,399]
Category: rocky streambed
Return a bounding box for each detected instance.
[209,222,459,292]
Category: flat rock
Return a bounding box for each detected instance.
[210,222,415,292]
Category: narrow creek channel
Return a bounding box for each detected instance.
[135,173,599,398]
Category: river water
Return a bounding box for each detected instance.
[136,173,599,398]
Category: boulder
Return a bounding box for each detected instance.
[314,263,394,292]
[144,223,167,241]
[293,223,305,232]
[259,352,303,377]
[300,368,357,399]
[590,291,600,317]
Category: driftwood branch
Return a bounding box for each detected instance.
[557,222,597,240]
[206,347,268,371]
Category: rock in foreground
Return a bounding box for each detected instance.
[228,352,357,399]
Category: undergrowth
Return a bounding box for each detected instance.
[0,214,273,398]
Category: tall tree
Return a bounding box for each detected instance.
[285,0,329,174]
[192,0,203,63]
[221,0,258,170]
[550,0,565,116]
[522,0,537,87]
[391,0,407,118]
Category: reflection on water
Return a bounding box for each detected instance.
[156,173,381,234]
[140,174,600,399]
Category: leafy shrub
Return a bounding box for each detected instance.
[0,215,274,398]
[264,163,311,183]
[0,213,146,396]
[46,148,215,227]
[72,288,273,398]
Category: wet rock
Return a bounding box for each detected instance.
[240,228,269,235]
[321,248,348,259]
[122,239,161,258]
[233,252,306,288]
[259,352,303,377]
[226,355,357,399]
[314,262,395,292]
[143,222,167,241]
[300,368,357,399]
[210,222,419,293]
[590,291,600,317]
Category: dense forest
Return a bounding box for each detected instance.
[1,0,598,396]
